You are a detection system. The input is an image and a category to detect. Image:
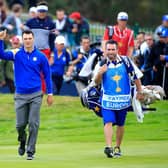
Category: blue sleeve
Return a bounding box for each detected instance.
[140,64,145,71]
[72,50,78,60]
[25,18,32,28]
[41,55,53,94]
[0,40,14,60]
[165,55,168,62]
[2,15,13,27]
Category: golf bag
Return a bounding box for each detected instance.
[80,55,165,123]
[80,84,165,123]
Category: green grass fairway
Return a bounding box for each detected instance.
[0,94,168,168]
[0,141,168,168]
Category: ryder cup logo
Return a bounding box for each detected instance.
[63,57,66,62]
[33,57,37,61]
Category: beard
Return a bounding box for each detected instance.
[107,53,117,61]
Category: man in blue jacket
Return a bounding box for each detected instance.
[25,1,56,93]
[0,29,53,160]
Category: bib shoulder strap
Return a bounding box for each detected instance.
[107,25,114,39]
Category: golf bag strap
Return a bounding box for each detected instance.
[120,56,137,80]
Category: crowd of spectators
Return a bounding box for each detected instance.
[0,0,168,99]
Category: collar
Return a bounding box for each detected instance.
[23,46,36,54]
[79,46,89,54]
[107,54,122,65]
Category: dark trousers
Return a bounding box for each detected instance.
[153,67,163,86]
[141,70,152,85]
[153,66,168,99]
[52,74,63,95]
[163,67,168,99]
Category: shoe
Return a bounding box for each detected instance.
[27,153,34,160]
[104,147,113,158]
[18,141,26,156]
[113,146,122,157]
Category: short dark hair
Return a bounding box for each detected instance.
[81,35,90,42]
[56,8,65,12]
[105,40,118,48]
[22,29,34,37]
[137,31,145,36]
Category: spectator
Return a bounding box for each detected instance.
[50,35,71,95]
[1,35,22,93]
[54,9,71,47]
[139,34,154,85]
[132,39,141,67]
[154,14,168,41]
[149,27,167,88]
[69,11,90,47]
[136,32,145,45]
[66,36,91,95]
[159,30,168,99]
[102,12,134,57]
[25,1,56,93]
[0,27,10,87]
[0,0,8,26]
[133,38,141,57]
[28,6,37,19]
[136,32,148,55]
[8,0,24,8]
[25,1,55,56]
[3,2,24,36]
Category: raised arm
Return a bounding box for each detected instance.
[0,30,14,61]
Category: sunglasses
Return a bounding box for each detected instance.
[107,49,116,51]
[119,19,128,21]
[145,38,153,41]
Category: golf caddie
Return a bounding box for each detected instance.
[0,29,53,160]
[94,40,143,158]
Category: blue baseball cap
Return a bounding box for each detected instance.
[162,14,168,21]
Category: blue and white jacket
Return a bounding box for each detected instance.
[25,16,55,50]
[0,40,52,94]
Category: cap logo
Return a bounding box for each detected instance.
[33,57,37,61]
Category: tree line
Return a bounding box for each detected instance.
[45,0,167,28]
